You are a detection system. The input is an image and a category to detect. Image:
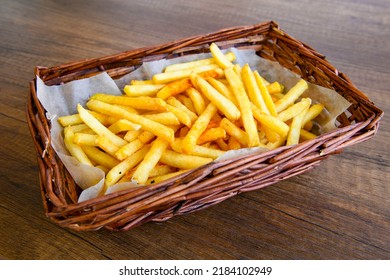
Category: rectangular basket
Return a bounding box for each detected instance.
[26,21,383,231]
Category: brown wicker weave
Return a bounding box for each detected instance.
[26,21,383,231]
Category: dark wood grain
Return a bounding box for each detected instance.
[0,0,389,260]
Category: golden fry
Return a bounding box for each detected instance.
[82,146,120,169]
[166,104,192,127]
[186,87,207,116]
[176,95,197,114]
[220,118,248,146]
[206,77,238,106]
[164,52,235,72]
[86,99,175,143]
[132,138,169,185]
[160,149,213,169]
[274,79,308,112]
[302,103,325,127]
[266,81,284,94]
[108,119,139,134]
[197,127,226,145]
[153,64,221,84]
[77,104,128,148]
[299,129,317,141]
[156,78,193,100]
[241,64,270,115]
[146,170,189,185]
[142,112,180,126]
[123,84,164,96]
[253,70,278,117]
[91,94,167,111]
[191,73,240,121]
[209,43,234,69]
[286,106,310,146]
[171,138,225,160]
[277,98,312,122]
[182,102,218,153]
[224,68,259,147]
[105,145,150,187]
[251,104,289,138]
[63,127,93,166]
[96,136,120,157]
[166,97,198,123]
[73,133,98,146]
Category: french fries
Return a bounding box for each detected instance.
[59,43,326,192]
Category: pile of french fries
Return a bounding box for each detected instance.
[58,43,324,190]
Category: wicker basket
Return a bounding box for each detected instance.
[26,21,383,231]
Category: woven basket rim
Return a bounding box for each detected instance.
[26,20,383,231]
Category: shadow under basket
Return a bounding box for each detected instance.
[26,21,383,231]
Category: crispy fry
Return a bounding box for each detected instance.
[190,73,240,121]
[123,130,143,142]
[130,79,155,85]
[197,127,226,145]
[251,104,289,138]
[176,95,197,114]
[182,102,218,153]
[164,51,235,72]
[153,64,221,84]
[146,170,189,185]
[108,119,139,134]
[132,138,169,185]
[142,112,180,126]
[123,84,164,96]
[228,136,241,150]
[166,97,198,123]
[82,146,120,169]
[171,138,225,159]
[215,138,229,151]
[58,113,83,127]
[115,138,146,161]
[77,104,128,147]
[166,104,192,127]
[91,94,167,111]
[96,136,120,157]
[253,70,278,117]
[86,99,174,143]
[277,98,312,122]
[286,105,310,146]
[116,130,155,161]
[241,64,270,115]
[224,68,260,147]
[274,79,308,112]
[299,129,317,141]
[206,77,238,106]
[160,149,213,169]
[73,133,98,146]
[220,118,248,146]
[302,103,325,127]
[209,43,234,69]
[186,87,207,116]
[63,127,93,166]
[105,145,150,187]
[156,78,192,100]
[266,81,284,94]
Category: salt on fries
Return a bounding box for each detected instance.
[58,43,326,191]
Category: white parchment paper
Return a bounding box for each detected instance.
[36,48,351,202]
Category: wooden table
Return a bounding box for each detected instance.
[1,0,389,260]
